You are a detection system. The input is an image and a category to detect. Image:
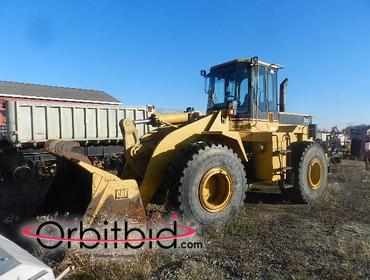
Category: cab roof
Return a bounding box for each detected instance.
[211,57,284,70]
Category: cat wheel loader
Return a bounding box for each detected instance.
[41,57,328,225]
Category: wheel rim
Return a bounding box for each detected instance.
[199,167,233,212]
[307,158,323,190]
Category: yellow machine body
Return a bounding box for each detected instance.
[43,57,319,224]
[120,110,312,207]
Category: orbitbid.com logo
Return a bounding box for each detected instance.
[21,214,203,250]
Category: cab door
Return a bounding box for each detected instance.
[266,68,278,122]
[251,66,280,181]
[256,66,278,121]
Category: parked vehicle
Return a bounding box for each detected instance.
[0,81,149,183]
[0,234,56,279]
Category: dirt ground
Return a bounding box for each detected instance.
[53,160,369,280]
[1,159,369,279]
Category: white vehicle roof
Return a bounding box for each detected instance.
[0,234,54,280]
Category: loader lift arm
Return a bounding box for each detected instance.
[42,111,248,224]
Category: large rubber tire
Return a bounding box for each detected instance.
[284,142,328,203]
[167,143,247,225]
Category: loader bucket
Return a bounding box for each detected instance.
[40,141,146,225]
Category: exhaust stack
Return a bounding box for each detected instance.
[279,78,288,112]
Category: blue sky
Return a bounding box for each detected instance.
[0,0,369,129]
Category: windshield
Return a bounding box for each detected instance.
[207,63,250,114]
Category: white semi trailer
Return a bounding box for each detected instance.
[0,81,149,182]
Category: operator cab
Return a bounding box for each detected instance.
[203,57,283,120]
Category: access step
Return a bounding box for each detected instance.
[273,149,292,156]
[273,166,292,173]
[281,184,293,189]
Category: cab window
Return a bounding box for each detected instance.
[267,69,278,112]
[236,64,249,113]
[207,62,251,115]
[213,78,226,105]
[258,66,267,112]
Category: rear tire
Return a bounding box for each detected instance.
[284,142,328,203]
[167,143,247,225]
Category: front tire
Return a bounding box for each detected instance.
[168,143,247,225]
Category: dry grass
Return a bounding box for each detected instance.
[52,159,370,280]
[2,160,367,279]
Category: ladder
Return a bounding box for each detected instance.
[272,134,293,189]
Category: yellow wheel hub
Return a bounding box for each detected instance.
[307,158,323,190]
[199,167,233,212]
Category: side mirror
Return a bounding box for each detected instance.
[200,70,207,77]
[251,56,259,65]
[146,105,156,114]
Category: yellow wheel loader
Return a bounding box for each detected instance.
[41,57,328,225]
